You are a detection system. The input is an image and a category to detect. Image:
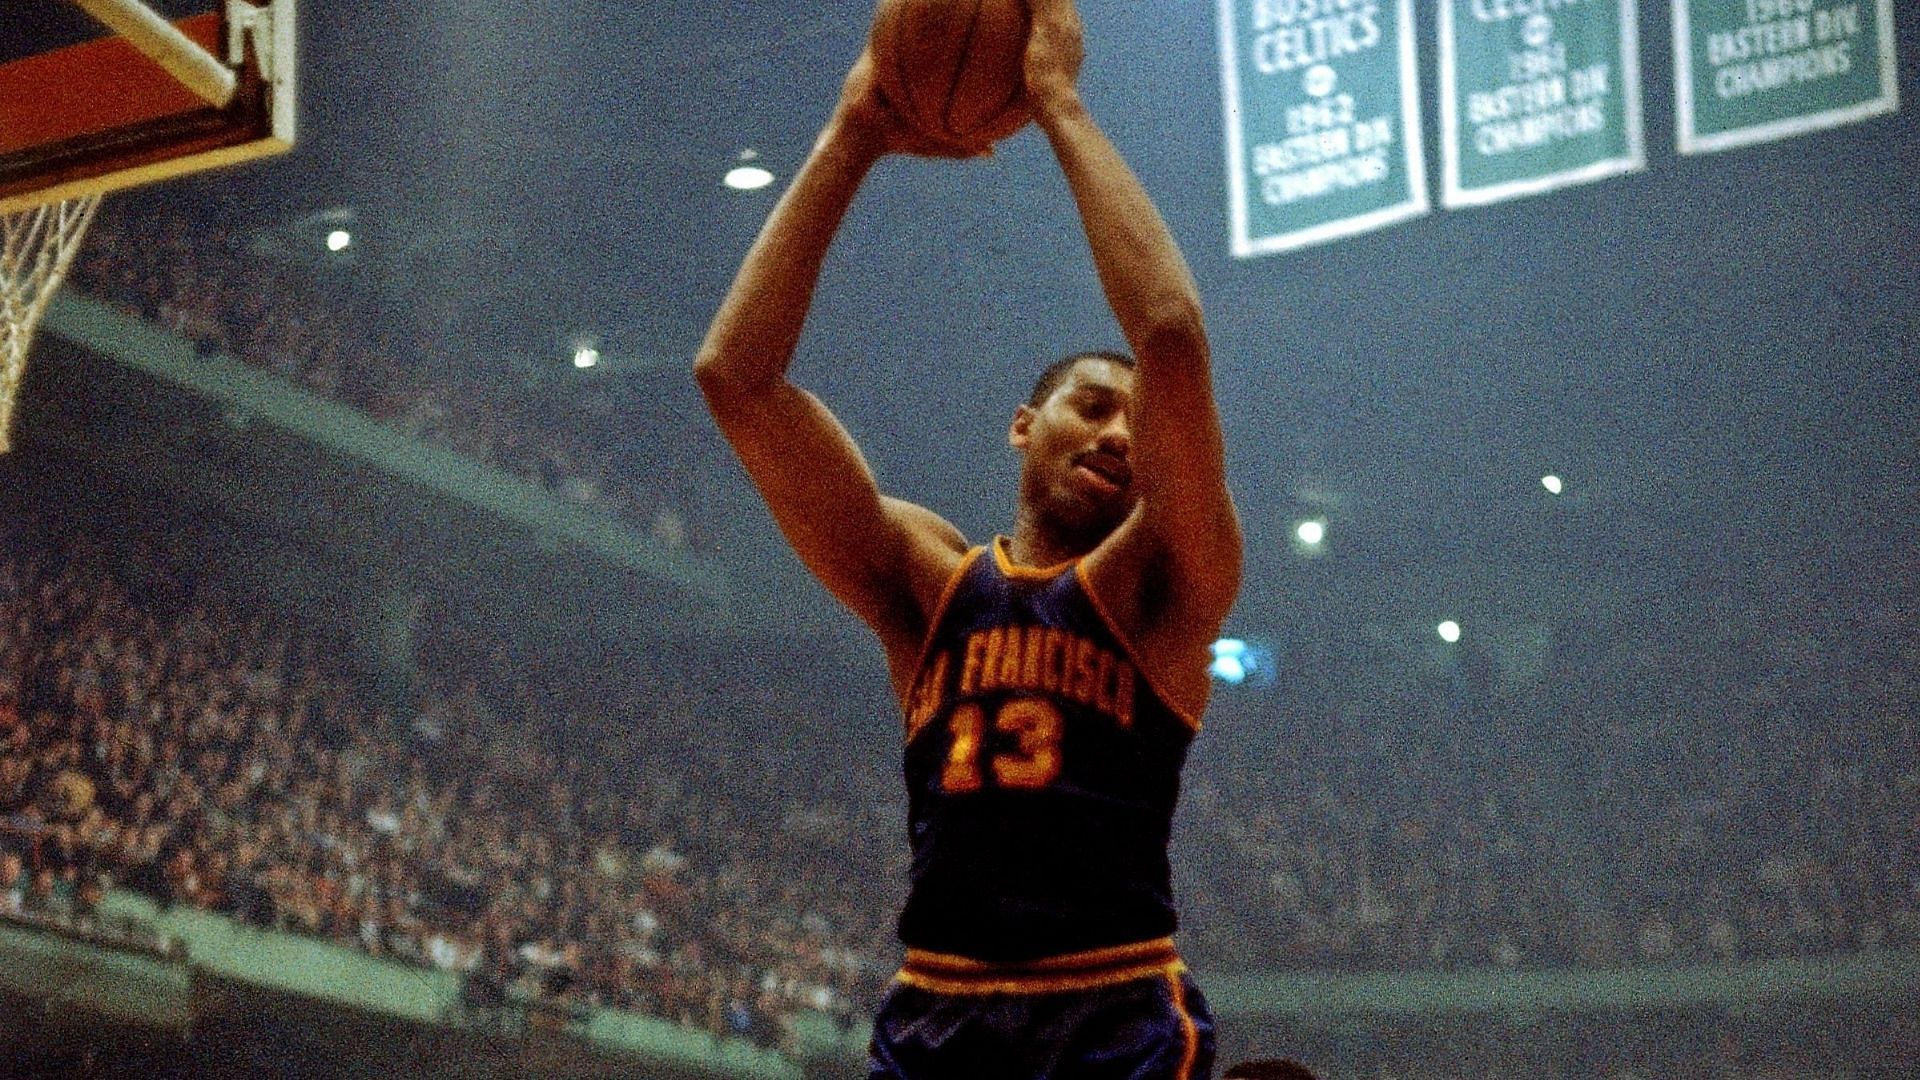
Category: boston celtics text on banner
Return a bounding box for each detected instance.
[1674,0,1899,154]
[1218,0,1428,257]
[1439,1,1646,207]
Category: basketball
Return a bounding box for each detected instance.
[868,0,1031,150]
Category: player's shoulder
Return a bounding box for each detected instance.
[1079,513,1233,717]
[1094,497,1239,617]
[873,498,976,696]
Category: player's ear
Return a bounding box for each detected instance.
[1009,404,1035,449]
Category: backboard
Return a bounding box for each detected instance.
[0,0,296,214]
[0,0,295,451]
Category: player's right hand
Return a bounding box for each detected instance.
[1023,0,1086,116]
[834,50,990,160]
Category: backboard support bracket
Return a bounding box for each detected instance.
[69,0,238,107]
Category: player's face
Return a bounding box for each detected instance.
[1011,358,1138,543]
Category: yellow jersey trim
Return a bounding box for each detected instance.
[899,545,986,736]
[992,535,1079,581]
[1072,563,1204,733]
[896,937,1184,996]
[1167,969,1201,1080]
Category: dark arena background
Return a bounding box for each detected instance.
[2,1,1917,1077]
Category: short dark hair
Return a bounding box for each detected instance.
[1026,350,1136,408]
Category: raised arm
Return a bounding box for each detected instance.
[694,53,971,680]
[1024,0,1242,641]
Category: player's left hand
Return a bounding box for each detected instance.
[835,49,988,160]
[1023,0,1085,114]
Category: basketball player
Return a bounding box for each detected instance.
[697,1,1246,1076]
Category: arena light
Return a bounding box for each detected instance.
[1541,474,1563,495]
[285,207,359,263]
[724,165,774,190]
[724,150,774,191]
[573,345,600,369]
[1437,620,1462,643]
[1295,519,1326,546]
[1210,637,1278,687]
[1210,639,1248,685]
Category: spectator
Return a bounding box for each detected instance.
[1,849,25,915]
[24,864,63,918]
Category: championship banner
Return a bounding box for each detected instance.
[1438,0,1646,208]
[1218,0,1429,257]
[1674,0,1900,154]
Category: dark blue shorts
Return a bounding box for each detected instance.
[869,965,1215,1080]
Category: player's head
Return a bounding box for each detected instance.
[1010,351,1139,549]
[1026,350,1135,409]
[1223,1060,1320,1080]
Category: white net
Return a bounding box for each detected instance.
[1,194,104,453]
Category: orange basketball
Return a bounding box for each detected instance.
[869,0,1031,150]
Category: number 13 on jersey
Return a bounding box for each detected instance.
[940,697,1064,793]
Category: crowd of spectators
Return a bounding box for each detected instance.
[1167,599,1920,972]
[1173,575,1920,973]
[65,207,707,554]
[0,526,878,1050]
[3,513,1916,1066]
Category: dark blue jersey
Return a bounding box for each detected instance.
[896,538,1200,964]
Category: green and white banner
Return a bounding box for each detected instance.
[1439,0,1646,207]
[1673,0,1900,154]
[1218,0,1429,257]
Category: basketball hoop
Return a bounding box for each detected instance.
[0,194,102,453]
